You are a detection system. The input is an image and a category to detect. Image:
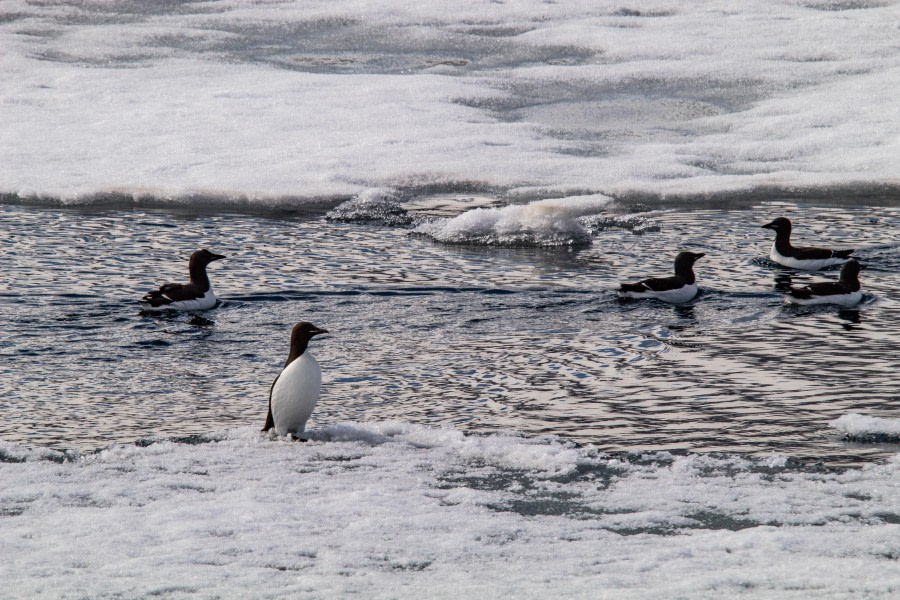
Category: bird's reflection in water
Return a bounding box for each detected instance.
[188,314,216,330]
[668,304,697,331]
[772,270,794,292]
[838,309,861,330]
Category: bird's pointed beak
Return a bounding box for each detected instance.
[311,327,329,336]
[761,222,774,229]
[209,253,226,261]
[695,253,706,259]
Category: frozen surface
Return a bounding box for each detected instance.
[2,0,900,208]
[1,423,899,598]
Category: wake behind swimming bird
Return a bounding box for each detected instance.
[140,248,225,311]
[618,251,705,304]
[762,217,854,270]
[263,322,329,439]
[785,260,865,307]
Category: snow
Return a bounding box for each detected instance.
[2,422,898,598]
[2,1,900,207]
[413,194,612,246]
[831,413,900,442]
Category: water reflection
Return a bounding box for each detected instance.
[772,270,794,292]
[670,304,696,324]
[838,309,861,329]
[187,314,216,329]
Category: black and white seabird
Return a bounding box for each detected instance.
[263,322,329,438]
[618,251,705,304]
[785,260,865,307]
[761,217,854,270]
[140,248,225,311]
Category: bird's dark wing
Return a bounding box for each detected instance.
[621,276,685,293]
[262,372,280,432]
[790,281,848,299]
[788,287,813,300]
[792,246,854,261]
[141,282,203,305]
[141,287,174,307]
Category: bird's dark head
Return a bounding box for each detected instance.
[673,252,704,282]
[840,259,865,279]
[291,322,329,345]
[190,248,226,267]
[674,251,705,267]
[761,217,791,233]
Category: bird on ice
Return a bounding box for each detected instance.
[263,322,329,440]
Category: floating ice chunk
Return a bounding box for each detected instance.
[580,214,661,235]
[0,441,76,464]
[413,194,612,247]
[830,414,900,443]
[325,189,413,226]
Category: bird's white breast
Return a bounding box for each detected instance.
[141,288,217,311]
[785,290,862,307]
[770,244,847,271]
[619,283,698,304]
[271,352,322,437]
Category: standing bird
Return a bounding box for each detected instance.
[140,248,225,311]
[761,217,854,270]
[618,251,705,304]
[263,322,329,439]
[785,260,865,307]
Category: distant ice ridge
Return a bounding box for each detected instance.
[413,194,612,247]
[831,413,900,443]
[1,422,899,598]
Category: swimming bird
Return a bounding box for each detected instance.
[263,322,329,439]
[785,260,865,307]
[618,251,705,303]
[140,249,226,311]
[761,217,854,270]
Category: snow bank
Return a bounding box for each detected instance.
[1,423,898,598]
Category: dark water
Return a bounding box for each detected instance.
[1,200,898,465]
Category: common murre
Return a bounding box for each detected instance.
[140,249,225,311]
[785,260,865,306]
[761,217,854,270]
[263,322,329,439]
[618,251,705,304]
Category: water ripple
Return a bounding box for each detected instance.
[0,202,898,464]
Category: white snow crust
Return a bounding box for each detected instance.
[1,422,898,598]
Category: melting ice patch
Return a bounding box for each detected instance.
[325,188,414,226]
[413,194,612,247]
[831,413,900,444]
[1,422,899,598]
